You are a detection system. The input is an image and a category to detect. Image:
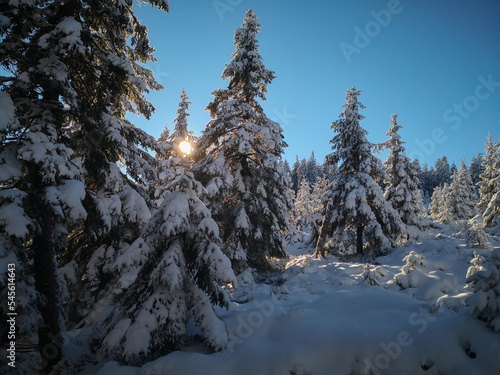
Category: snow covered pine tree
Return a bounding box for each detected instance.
[315,87,406,258]
[194,10,292,275]
[104,128,235,366]
[446,161,478,223]
[383,114,423,229]
[55,0,173,346]
[1,2,90,369]
[1,0,169,370]
[478,133,500,227]
[294,179,313,231]
[152,89,197,204]
[167,88,197,158]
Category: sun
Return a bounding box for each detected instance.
[178,140,192,155]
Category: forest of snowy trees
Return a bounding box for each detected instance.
[1,2,500,373]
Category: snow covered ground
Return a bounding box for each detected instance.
[80,225,500,375]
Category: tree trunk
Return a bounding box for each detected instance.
[356,225,363,255]
[34,204,64,373]
[314,202,333,258]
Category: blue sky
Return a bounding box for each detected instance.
[131,0,500,167]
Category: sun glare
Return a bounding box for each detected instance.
[179,140,192,155]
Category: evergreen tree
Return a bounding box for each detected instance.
[1,1,169,368]
[478,134,500,226]
[484,188,500,229]
[412,159,428,206]
[411,159,427,215]
[152,90,196,203]
[291,155,301,192]
[470,153,485,191]
[435,156,452,187]
[419,163,437,202]
[305,151,320,185]
[299,158,308,185]
[429,185,443,222]
[383,114,422,228]
[309,175,331,242]
[168,88,196,158]
[315,87,406,258]
[446,161,478,222]
[104,169,236,365]
[450,162,458,175]
[294,179,313,230]
[320,159,338,181]
[283,159,292,178]
[194,10,291,274]
[430,184,452,224]
[467,249,500,332]
[60,1,170,339]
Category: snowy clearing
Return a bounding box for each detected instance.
[76,226,500,375]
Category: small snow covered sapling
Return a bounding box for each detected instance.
[467,249,500,332]
[362,263,388,286]
[465,223,490,249]
[394,251,427,289]
[466,251,486,280]
[402,251,427,270]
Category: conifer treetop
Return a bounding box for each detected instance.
[384,113,408,182]
[329,86,379,177]
[170,88,195,151]
[385,114,404,150]
[208,9,275,117]
[172,88,192,138]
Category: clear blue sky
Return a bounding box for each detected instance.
[130,0,500,167]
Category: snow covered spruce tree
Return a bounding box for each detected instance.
[291,156,303,192]
[467,249,500,332]
[315,87,406,258]
[446,161,478,223]
[1,1,169,368]
[194,10,291,275]
[305,151,320,185]
[168,88,197,158]
[307,175,332,244]
[56,1,172,335]
[383,114,423,228]
[478,133,500,227]
[103,165,236,365]
[430,184,452,224]
[152,89,197,203]
[294,179,313,230]
[1,2,92,368]
[435,156,453,188]
[470,153,485,188]
[290,172,331,243]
